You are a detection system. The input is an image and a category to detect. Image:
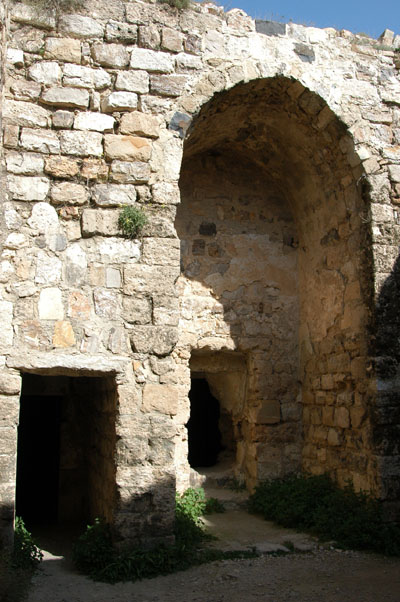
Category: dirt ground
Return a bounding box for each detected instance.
[15,510,400,602]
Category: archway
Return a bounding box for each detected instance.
[176,76,373,492]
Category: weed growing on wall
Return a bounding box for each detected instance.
[12,517,43,569]
[118,205,148,239]
[249,473,400,556]
[158,0,191,10]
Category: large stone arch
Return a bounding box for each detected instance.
[175,76,374,493]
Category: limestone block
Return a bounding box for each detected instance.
[175,53,202,70]
[63,64,112,89]
[12,3,56,29]
[38,288,64,319]
[3,100,50,128]
[81,209,119,236]
[28,202,59,232]
[151,181,180,205]
[115,70,149,93]
[102,92,138,112]
[388,164,400,183]
[20,128,60,154]
[104,135,151,161]
[142,238,180,266]
[153,294,179,326]
[161,28,183,53]
[8,175,49,201]
[58,15,104,39]
[68,291,92,320]
[106,267,121,288]
[6,152,44,175]
[123,264,178,295]
[0,301,14,347]
[370,203,393,223]
[3,125,19,149]
[44,156,80,178]
[122,296,152,324]
[93,288,120,318]
[28,61,61,85]
[150,74,188,97]
[92,184,136,207]
[334,407,350,429]
[53,321,76,348]
[74,112,115,132]
[4,233,27,250]
[110,160,151,183]
[65,244,87,286]
[35,250,62,284]
[130,326,178,355]
[130,48,174,73]
[81,159,109,180]
[327,428,342,446]
[41,87,89,109]
[7,48,24,67]
[51,182,89,205]
[142,384,178,415]
[95,238,141,263]
[106,20,138,43]
[52,110,74,129]
[120,111,160,138]
[45,38,81,63]
[91,43,130,68]
[9,79,41,101]
[0,372,21,395]
[0,260,14,283]
[59,131,103,157]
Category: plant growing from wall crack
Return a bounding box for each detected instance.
[118,205,148,239]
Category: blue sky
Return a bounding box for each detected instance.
[225,1,399,39]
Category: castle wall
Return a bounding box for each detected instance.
[0,0,399,545]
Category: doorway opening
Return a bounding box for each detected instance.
[187,377,223,468]
[15,373,117,530]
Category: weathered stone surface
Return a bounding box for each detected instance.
[58,15,104,39]
[7,48,24,67]
[20,128,60,154]
[38,288,63,320]
[388,164,400,183]
[93,288,120,318]
[102,92,138,112]
[41,87,89,109]
[81,158,109,180]
[3,100,50,128]
[7,175,49,201]
[142,238,180,266]
[122,296,152,324]
[130,326,178,355]
[28,202,58,232]
[142,384,179,415]
[162,28,184,53]
[63,64,111,89]
[150,74,188,97]
[29,61,61,85]
[51,182,89,206]
[65,244,87,286]
[52,110,74,129]
[92,184,136,207]
[4,233,27,249]
[0,371,21,395]
[9,79,41,101]
[59,131,103,157]
[123,264,178,296]
[110,161,151,183]
[45,156,80,178]
[130,48,174,73]
[115,71,149,93]
[94,237,141,263]
[104,135,151,161]
[35,250,62,284]
[6,152,44,175]
[12,3,56,29]
[120,112,160,138]
[0,302,14,347]
[91,43,130,68]
[45,38,81,63]
[106,267,121,288]
[68,291,92,320]
[151,182,180,205]
[74,112,115,132]
[3,125,19,149]
[138,24,161,49]
[106,20,138,43]
[53,321,76,348]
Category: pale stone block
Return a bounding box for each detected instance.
[20,128,60,154]
[81,158,108,180]
[12,4,56,29]
[110,161,150,183]
[74,112,115,132]
[0,260,14,283]
[96,238,141,263]
[175,52,202,70]
[81,209,119,236]
[122,295,152,323]
[93,288,120,318]
[8,175,49,201]
[150,74,188,97]
[59,15,104,39]
[3,100,50,128]
[45,38,81,63]
[120,111,159,138]
[370,203,394,223]
[161,28,183,53]
[59,131,103,157]
[63,63,111,89]
[151,181,180,205]
[53,321,76,348]
[38,288,64,320]
[28,202,59,232]
[29,61,61,85]
[102,92,138,112]
[52,110,74,129]
[68,291,91,320]
[51,182,89,205]
[142,384,178,415]
[0,301,14,347]
[130,48,174,73]
[104,135,151,161]
[92,184,136,207]
[6,152,44,175]
[115,70,149,93]
[45,156,80,178]
[0,371,21,395]
[3,125,19,149]
[91,43,130,68]
[7,48,24,67]
[142,238,180,266]
[4,233,27,250]
[106,20,138,43]
[65,244,87,286]
[130,325,178,355]
[388,164,400,183]
[35,250,61,284]
[41,87,89,109]
[106,267,121,288]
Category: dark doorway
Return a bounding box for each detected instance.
[16,395,61,526]
[187,378,222,467]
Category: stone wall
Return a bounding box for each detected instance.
[0,0,400,545]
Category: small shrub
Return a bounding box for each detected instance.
[204,497,225,514]
[158,0,191,10]
[72,518,114,576]
[118,205,148,239]
[12,517,43,569]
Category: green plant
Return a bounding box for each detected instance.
[12,517,43,569]
[249,473,400,556]
[118,205,148,239]
[73,518,114,575]
[158,0,191,10]
[204,497,225,514]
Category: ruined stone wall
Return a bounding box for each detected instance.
[1,0,400,545]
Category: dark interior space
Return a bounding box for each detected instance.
[187,378,222,467]
[15,373,117,530]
